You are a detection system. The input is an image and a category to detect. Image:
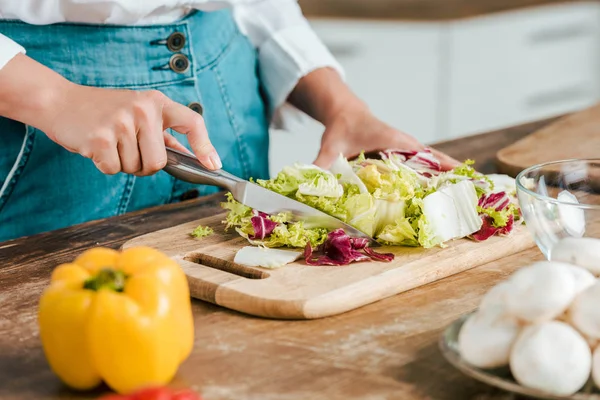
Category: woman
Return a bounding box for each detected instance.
[0,1,458,242]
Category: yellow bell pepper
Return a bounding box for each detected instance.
[38,246,194,394]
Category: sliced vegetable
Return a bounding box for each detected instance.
[329,153,368,194]
[219,149,521,266]
[420,180,482,247]
[304,229,394,266]
[234,246,302,269]
[249,211,278,240]
[472,191,519,240]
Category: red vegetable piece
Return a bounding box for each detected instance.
[405,151,442,175]
[350,237,369,249]
[131,387,172,400]
[248,211,278,240]
[364,247,395,262]
[304,229,394,266]
[471,216,498,241]
[172,389,202,400]
[478,191,510,211]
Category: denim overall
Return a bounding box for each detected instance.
[0,10,270,242]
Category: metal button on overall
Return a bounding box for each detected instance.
[188,102,203,115]
[169,54,189,74]
[166,32,185,52]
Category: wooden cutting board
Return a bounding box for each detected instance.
[496,104,600,177]
[122,214,535,320]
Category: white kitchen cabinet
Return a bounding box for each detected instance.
[444,1,600,139]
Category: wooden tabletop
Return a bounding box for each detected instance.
[298,0,589,21]
[0,117,560,400]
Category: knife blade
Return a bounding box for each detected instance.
[163,147,375,243]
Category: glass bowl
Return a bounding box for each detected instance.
[516,159,600,259]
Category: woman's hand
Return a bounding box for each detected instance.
[288,68,460,170]
[314,102,460,170]
[47,85,221,175]
[0,54,221,175]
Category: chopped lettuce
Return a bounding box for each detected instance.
[220,149,520,254]
[221,192,327,248]
[190,224,214,239]
[420,180,482,247]
[477,203,519,228]
[377,219,419,246]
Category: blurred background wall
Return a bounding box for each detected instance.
[269,0,600,174]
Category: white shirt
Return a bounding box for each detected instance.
[0,0,343,118]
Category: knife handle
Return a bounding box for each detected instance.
[163,147,241,191]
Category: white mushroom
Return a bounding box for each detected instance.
[568,281,600,340]
[458,307,521,369]
[510,321,592,396]
[479,281,514,312]
[551,237,600,276]
[566,264,596,295]
[591,346,600,389]
[505,262,576,323]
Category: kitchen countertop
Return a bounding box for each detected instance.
[0,116,561,400]
[298,0,589,20]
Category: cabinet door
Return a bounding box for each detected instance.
[269,19,443,177]
[446,2,600,139]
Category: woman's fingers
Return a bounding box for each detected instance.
[92,146,122,175]
[162,99,222,170]
[117,130,142,174]
[163,131,193,155]
[136,116,167,176]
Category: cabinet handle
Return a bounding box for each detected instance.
[526,85,592,109]
[321,42,362,57]
[528,24,593,44]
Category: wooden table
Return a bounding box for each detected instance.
[0,117,560,400]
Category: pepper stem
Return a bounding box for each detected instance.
[83,268,127,292]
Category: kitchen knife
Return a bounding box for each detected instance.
[163,147,375,243]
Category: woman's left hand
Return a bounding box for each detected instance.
[313,103,460,170]
[288,67,460,171]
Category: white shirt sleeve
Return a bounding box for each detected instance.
[0,33,25,70]
[232,0,344,118]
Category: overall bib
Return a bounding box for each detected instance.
[0,10,270,242]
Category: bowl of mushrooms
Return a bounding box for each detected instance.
[516,159,600,260]
[440,259,600,399]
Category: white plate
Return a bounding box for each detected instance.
[439,314,600,400]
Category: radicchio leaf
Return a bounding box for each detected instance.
[478,192,510,211]
[380,148,442,177]
[404,149,442,177]
[471,214,515,241]
[472,191,516,241]
[364,247,395,262]
[249,210,278,240]
[304,229,394,266]
[350,237,370,250]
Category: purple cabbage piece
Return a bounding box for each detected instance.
[304,229,394,266]
[249,210,278,240]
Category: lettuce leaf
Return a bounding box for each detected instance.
[377,219,419,246]
[190,224,214,239]
[356,164,417,201]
